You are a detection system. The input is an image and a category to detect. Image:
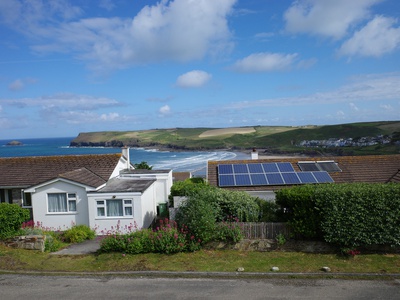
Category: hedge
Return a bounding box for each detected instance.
[0,203,31,240]
[276,183,400,248]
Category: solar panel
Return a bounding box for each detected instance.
[217,162,334,187]
[277,162,295,172]
[281,172,301,184]
[298,161,341,172]
[250,173,268,185]
[297,172,318,183]
[233,164,249,174]
[317,161,342,172]
[298,162,320,172]
[235,174,251,186]
[218,174,235,186]
[266,173,284,185]
[248,163,264,173]
[218,164,233,174]
[262,163,279,173]
[312,171,334,183]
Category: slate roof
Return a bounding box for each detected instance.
[207,154,400,191]
[94,177,156,193]
[0,154,122,188]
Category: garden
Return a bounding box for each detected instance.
[0,179,399,273]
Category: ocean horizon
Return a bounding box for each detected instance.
[0,137,249,175]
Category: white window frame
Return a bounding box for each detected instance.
[96,198,133,218]
[47,192,77,214]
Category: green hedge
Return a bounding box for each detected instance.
[0,203,31,240]
[316,183,400,248]
[276,183,400,248]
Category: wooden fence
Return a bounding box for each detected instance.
[238,222,291,239]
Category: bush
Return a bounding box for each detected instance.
[44,231,66,252]
[255,198,280,222]
[99,219,201,254]
[316,183,400,248]
[215,217,243,243]
[276,183,400,248]
[62,225,96,243]
[0,203,30,240]
[174,194,220,244]
[169,178,211,202]
[275,185,321,239]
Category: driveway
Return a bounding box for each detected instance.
[51,238,101,255]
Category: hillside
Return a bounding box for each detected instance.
[70,121,400,155]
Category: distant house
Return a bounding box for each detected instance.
[0,149,172,233]
[207,154,400,200]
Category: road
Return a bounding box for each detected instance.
[1,274,399,299]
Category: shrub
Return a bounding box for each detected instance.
[316,183,400,248]
[44,231,66,252]
[215,217,243,243]
[275,185,321,239]
[174,195,219,244]
[169,178,211,202]
[62,225,96,243]
[0,203,30,240]
[99,219,201,254]
[255,198,280,222]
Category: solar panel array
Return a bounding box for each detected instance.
[218,162,334,187]
[298,161,341,172]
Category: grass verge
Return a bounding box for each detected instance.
[1,245,399,275]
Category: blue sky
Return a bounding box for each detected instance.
[1,0,399,139]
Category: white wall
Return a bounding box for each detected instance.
[87,185,157,234]
[30,180,89,230]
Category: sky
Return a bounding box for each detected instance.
[0,0,400,139]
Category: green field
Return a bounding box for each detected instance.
[70,121,400,155]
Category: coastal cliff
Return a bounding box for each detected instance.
[69,121,400,155]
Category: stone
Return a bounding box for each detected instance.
[271,266,279,272]
[321,266,331,272]
[237,267,245,272]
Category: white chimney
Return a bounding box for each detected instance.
[122,147,131,169]
[251,148,258,160]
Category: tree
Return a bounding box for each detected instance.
[134,161,153,170]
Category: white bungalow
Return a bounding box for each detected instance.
[1,149,172,233]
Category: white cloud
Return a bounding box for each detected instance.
[380,104,393,110]
[100,112,119,121]
[284,0,382,39]
[338,15,400,57]
[159,105,171,115]
[349,102,359,111]
[230,52,298,73]
[176,70,212,88]
[225,73,400,108]
[8,79,24,91]
[2,0,236,71]
[2,93,121,110]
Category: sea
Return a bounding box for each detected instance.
[0,137,250,176]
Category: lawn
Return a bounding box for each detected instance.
[1,244,399,275]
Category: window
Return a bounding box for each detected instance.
[23,192,32,207]
[96,199,133,218]
[48,193,77,213]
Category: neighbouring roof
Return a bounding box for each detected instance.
[172,172,192,182]
[94,177,156,193]
[0,154,122,189]
[207,154,400,191]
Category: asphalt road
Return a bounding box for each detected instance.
[1,274,399,299]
